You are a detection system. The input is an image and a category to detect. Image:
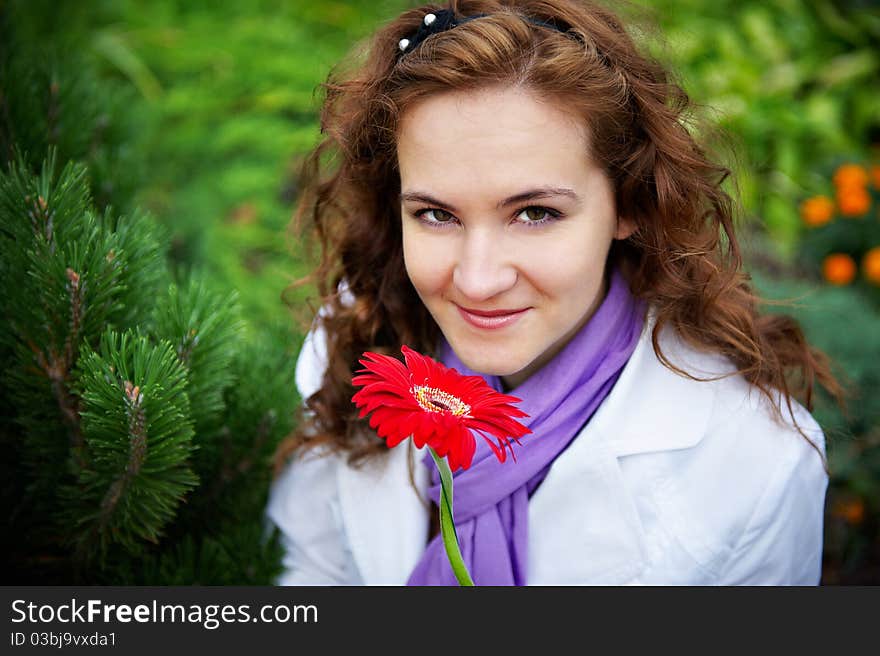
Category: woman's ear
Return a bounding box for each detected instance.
[614,215,637,240]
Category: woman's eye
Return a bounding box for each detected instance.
[415,208,456,225]
[413,205,560,228]
[516,206,558,225]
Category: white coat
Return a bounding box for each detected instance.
[265,310,828,585]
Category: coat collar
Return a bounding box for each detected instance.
[592,310,725,457]
[336,311,728,583]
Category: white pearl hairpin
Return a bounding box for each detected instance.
[400,13,439,52]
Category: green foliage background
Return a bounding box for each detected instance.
[6,0,879,582]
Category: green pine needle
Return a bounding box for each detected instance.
[67,328,198,558]
[151,276,245,433]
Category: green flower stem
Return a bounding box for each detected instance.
[429,448,475,587]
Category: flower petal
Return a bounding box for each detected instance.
[352,346,531,469]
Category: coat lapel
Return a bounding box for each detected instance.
[591,314,719,459]
[527,434,651,583]
[527,317,721,583]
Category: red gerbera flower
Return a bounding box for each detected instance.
[351,345,531,472]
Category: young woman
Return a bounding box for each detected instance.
[265,0,843,585]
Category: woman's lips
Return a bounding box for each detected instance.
[456,305,529,330]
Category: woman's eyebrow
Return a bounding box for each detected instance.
[399,187,580,213]
[499,187,580,208]
[399,191,458,211]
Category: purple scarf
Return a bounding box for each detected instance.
[406,267,645,585]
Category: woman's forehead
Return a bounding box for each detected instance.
[398,85,588,143]
[396,87,596,193]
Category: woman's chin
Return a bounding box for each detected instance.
[451,344,529,380]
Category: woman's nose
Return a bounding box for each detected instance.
[452,229,517,302]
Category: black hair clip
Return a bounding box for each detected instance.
[397,9,575,56]
[398,9,487,53]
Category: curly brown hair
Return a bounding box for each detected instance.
[273,0,844,477]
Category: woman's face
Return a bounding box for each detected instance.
[397,86,634,389]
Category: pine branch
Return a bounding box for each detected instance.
[25,192,54,248]
[28,337,83,453]
[97,380,147,534]
[176,328,199,365]
[152,278,244,433]
[67,329,198,559]
[17,265,87,464]
[0,14,141,212]
[0,10,301,583]
[63,267,83,371]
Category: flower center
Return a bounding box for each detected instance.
[412,385,471,417]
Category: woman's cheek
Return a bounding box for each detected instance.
[520,242,575,289]
[402,229,452,295]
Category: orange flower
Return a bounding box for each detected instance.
[863,246,880,285]
[872,165,880,189]
[822,253,857,285]
[832,497,865,525]
[832,163,869,189]
[836,185,871,216]
[799,195,835,227]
